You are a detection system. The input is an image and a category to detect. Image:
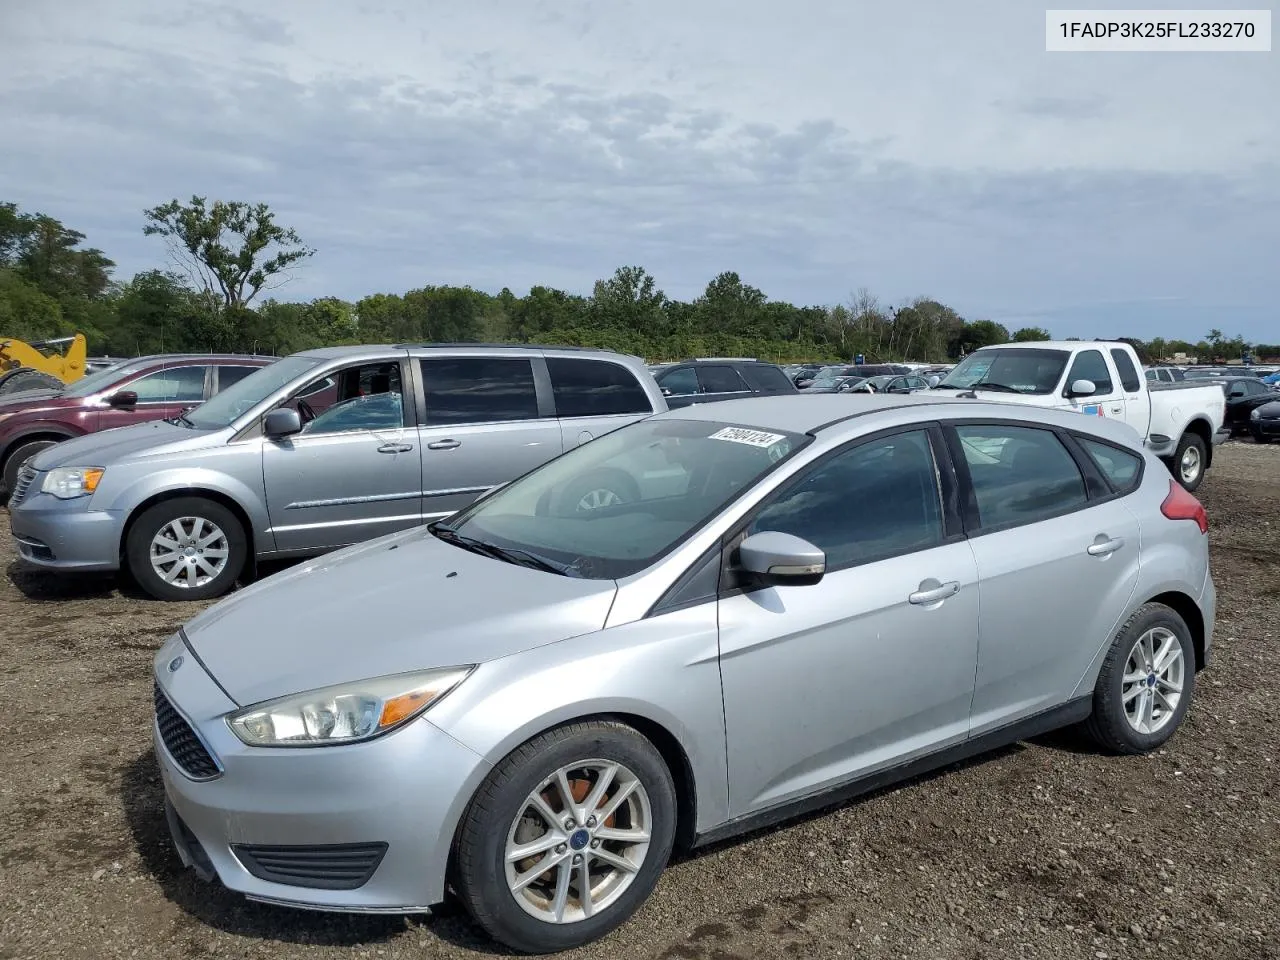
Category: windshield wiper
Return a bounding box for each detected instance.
[967,381,1024,394]
[429,522,577,577]
[930,383,962,390]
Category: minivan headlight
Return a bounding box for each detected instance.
[41,466,105,499]
[226,667,474,747]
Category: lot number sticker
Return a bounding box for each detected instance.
[709,427,788,447]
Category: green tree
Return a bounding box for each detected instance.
[143,197,314,311]
[1011,326,1051,342]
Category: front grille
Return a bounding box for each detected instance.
[232,842,388,890]
[8,466,36,506]
[153,682,220,780]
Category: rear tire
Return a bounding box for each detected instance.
[1083,603,1196,755]
[1169,432,1207,491]
[125,497,247,601]
[454,721,677,953]
[3,439,59,493]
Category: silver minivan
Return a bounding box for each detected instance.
[8,344,665,600]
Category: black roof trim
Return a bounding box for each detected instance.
[394,342,616,353]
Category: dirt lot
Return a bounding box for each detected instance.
[1,442,1277,960]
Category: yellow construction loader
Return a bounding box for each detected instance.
[0,334,88,395]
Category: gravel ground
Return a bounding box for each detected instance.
[1,442,1277,960]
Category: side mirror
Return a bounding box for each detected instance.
[106,390,138,408]
[263,407,302,439]
[738,531,826,587]
[1069,379,1096,397]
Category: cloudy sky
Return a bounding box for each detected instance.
[2,0,1276,341]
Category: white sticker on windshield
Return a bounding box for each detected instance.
[709,427,787,448]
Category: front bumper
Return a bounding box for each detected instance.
[1252,418,1280,438]
[8,489,123,571]
[153,634,490,912]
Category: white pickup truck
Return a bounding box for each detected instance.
[933,340,1229,490]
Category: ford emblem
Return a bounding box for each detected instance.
[168,655,184,673]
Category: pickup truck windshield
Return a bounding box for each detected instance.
[936,348,1070,395]
[184,356,322,429]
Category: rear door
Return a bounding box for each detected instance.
[946,421,1142,733]
[415,355,563,520]
[261,358,421,552]
[545,355,657,450]
[1108,348,1148,433]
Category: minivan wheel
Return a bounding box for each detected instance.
[1170,432,1206,491]
[1083,603,1196,755]
[556,470,640,516]
[125,497,247,601]
[3,439,58,494]
[454,721,677,954]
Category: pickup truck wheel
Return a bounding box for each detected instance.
[126,497,247,601]
[3,439,59,494]
[1170,433,1207,492]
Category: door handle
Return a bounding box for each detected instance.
[377,443,414,454]
[427,439,461,451]
[1087,536,1125,557]
[909,580,960,605]
[1110,405,1123,414]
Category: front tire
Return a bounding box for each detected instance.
[1169,432,1207,491]
[125,497,247,601]
[454,721,677,954]
[1083,603,1196,755]
[3,438,59,493]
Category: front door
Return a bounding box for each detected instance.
[416,356,563,520]
[262,359,421,553]
[718,427,980,817]
[1063,348,1124,421]
[96,364,210,431]
[947,422,1143,734]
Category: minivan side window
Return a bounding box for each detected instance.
[421,358,539,425]
[546,357,653,417]
[1066,350,1114,394]
[954,425,1088,529]
[749,430,944,570]
[1109,349,1141,392]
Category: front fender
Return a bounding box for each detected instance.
[97,467,270,551]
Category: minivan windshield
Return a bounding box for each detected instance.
[437,417,809,580]
[935,348,1069,395]
[184,356,320,429]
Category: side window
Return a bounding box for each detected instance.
[1067,350,1113,394]
[127,365,207,402]
[1077,437,1143,495]
[300,362,404,434]
[1145,369,1158,381]
[955,425,1088,529]
[750,430,943,570]
[302,393,405,435]
[421,357,539,426]
[697,365,749,394]
[1109,349,1141,392]
[546,357,653,417]
[214,365,260,393]
[656,367,698,396]
[740,364,793,392]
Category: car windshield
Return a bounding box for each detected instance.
[59,359,150,397]
[184,356,317,429]
[936,348,1069,394]
[439,417,810,580]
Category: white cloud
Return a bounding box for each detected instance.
[0,0,1276,340]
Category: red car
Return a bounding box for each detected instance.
[0,354,275,493]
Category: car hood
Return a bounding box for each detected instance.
[0,389,67,412]
[30,419,229,471]
[182,525,619,707]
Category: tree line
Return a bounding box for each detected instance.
[1,199,1270,366]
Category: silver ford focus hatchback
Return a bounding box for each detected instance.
[153,394,1214,953]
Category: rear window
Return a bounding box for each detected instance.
[421,357,539,425]
[740,364,795,392]
[1077,437,1143,494]
[547,357,652,417]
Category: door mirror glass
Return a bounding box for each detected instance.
[1069,379,1096,396]
[738,531,826,586]
[263,407,303,439]
[106,390,137,408]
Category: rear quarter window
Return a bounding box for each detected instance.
[547,357,653,417]
[1076,437,1143,494]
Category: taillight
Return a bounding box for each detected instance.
[1161,479,1208,534]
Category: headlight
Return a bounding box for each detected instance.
[226,666,473,747]
[1252,408,1262,420]
[41,466,105,499]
